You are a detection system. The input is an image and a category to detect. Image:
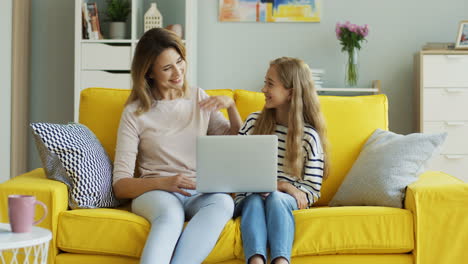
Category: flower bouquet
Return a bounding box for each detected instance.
[335,22,369,87]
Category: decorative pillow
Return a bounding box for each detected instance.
[31,122,120,209]
[329,129,447,208]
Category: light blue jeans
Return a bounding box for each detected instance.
[236,191,298,264]
[132,189,234,264]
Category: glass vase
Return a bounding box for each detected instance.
[345,47,359,87]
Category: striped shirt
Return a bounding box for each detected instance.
[235,112,324,207]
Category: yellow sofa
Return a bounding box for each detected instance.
[1,88,467,264]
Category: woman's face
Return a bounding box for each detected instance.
[150,47,186,92]
[261,65,291,109]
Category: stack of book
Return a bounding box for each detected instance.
[310,68,325,89]
[82,2,103,40]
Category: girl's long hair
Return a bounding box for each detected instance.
[126,28,189,115]
[253,57,329,180]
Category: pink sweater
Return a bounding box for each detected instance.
[113,87,231,185]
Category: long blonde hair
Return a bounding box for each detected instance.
[253,57,329,180]
[126,28,189,115]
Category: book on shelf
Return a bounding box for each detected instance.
[422,42,455,50]
[310,68,325,88]
[82,2,103,40]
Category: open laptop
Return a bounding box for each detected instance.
[196,135,278,193]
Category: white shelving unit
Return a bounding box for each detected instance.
[74,0,197,121]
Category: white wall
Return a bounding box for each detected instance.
[198,0,468,134]
[0,0,12,182]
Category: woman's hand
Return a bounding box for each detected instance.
[159,174,196,196]
[199,96,235,112]
[277,181,308,209]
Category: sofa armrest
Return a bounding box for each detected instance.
[0,168,69,264]
[405,171,468,264]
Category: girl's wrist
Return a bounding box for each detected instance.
[226,97,235,108]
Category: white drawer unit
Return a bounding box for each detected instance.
[422,88,468,121]
[423,121,468,154]
[81,43,132,70]
[423,55,468,88]
[416,49,468,182]
[81,71,131,90]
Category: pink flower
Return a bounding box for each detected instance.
[359,24,369,37]
[335,23,342,38]
[335,21,370,51]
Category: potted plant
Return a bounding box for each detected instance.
[106,0,131,39]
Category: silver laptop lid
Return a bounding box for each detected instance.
[196,135,278,193]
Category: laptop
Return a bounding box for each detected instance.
[196,135,278,193]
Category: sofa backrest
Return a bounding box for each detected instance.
[80,88,388,206]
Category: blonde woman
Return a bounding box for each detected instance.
[235,57,329,264]
[113,28,242,264]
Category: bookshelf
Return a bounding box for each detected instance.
[74,0,197,121]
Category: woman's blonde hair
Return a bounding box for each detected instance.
[126,28,189,115]
[253,57,329,180]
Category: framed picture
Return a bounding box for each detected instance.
[455,20,468,49]
[219,0,321,23]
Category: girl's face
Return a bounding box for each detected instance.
[150,47,186,92]
[262,65,291,109]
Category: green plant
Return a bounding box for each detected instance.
[106,0,131,22]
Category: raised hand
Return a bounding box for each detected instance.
[199,95,235,112]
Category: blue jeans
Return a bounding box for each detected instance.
[236,191,298,263]
[132,189,234,264]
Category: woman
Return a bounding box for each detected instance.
[113,28,242,264]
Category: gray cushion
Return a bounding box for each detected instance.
[329,129,447,208]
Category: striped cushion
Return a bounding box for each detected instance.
[31,122,120,209]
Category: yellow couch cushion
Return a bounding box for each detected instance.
[79,88,130,162]
[58,206,412,260]
[57,207,238,262]
[234,206,413,258]
[318,94,388,205]
[234,89,265,121]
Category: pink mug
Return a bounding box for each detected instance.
[8,195,48,233]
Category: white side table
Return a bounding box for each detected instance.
[0,223,52,264]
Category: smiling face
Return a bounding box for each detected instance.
[262,65,291,109]
[150,47,186,96]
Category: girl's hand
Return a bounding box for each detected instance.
[199,96,235,112]
[159,174,196,196]
[278,181,309,209]
[289,189,308,210]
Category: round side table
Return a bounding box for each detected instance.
[0,223,52,264]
